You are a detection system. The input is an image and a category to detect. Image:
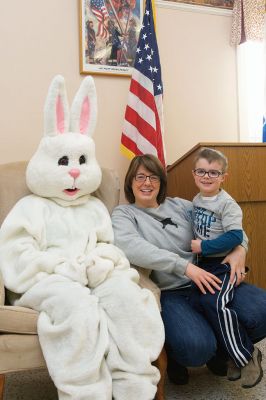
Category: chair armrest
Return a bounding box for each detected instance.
[135,266,161,311]
[0,270,5,305]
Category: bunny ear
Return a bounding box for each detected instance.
[70,76,97,137]
[44,75,70,136]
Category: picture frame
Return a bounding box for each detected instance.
[167,0,233,9]
[79,0,144,76]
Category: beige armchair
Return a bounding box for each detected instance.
[0,161,166,400]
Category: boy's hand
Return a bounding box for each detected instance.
[191,239,202,254]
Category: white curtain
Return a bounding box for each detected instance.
[231,1,265,142]
[237,39,265,142]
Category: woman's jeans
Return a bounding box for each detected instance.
[161,283,266,368]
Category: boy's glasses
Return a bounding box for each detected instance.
[135,173,160,183]
[193,169,224,178]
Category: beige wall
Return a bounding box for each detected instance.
[157,2,239,161]
[0,0,238,201]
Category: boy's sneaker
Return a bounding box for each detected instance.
[227,359,241,381]
[241,347,263,389]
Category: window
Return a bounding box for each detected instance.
[237,39,265,142]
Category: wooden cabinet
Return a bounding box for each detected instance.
[167,143,266,289]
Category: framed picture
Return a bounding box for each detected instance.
[79,0,144,76]
[167,0,233,9]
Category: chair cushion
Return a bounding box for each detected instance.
[0,305,38,334]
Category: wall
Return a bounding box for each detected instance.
[156,1,239,162]
[0,0,238,202]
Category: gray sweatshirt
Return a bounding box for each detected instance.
[111,197,194,290]
[193,189,243,257]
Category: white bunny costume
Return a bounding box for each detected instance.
[0,76,164,400]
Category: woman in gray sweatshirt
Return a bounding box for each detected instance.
[111,154,266,386]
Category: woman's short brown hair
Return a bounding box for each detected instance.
[124,154,167,204]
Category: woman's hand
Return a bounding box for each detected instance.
[185,263,222,294]
[222,245,246,286]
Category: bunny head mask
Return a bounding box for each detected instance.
[26,75,102,205]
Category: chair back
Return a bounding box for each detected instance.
[0,161,120,226]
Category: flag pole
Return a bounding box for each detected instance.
[151,0,157,31]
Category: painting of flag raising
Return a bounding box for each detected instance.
[79,0,143,76]
[121,0,166,166]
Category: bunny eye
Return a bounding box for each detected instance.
[58,156,69,166]
[79,155,86,165]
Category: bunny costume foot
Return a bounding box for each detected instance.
[0,76,164,399]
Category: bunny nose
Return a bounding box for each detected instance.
[69,168,80,179]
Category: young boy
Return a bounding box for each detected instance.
[190,147,263,388]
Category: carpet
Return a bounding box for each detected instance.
[4,340,266,399]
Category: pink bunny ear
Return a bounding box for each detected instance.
[79,97,90,134]
[44,75,70,136]
[70,77,97,137]
[56,95,66,133]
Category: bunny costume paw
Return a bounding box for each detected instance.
[86,243,131,288]
[0,76,164,400]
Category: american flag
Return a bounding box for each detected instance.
[120,0,165,166]
[90,0,109,38]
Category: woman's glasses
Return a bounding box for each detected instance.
[135,173,160,183]
[193,169,224,178]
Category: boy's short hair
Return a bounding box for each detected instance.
[194,147,228,172]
